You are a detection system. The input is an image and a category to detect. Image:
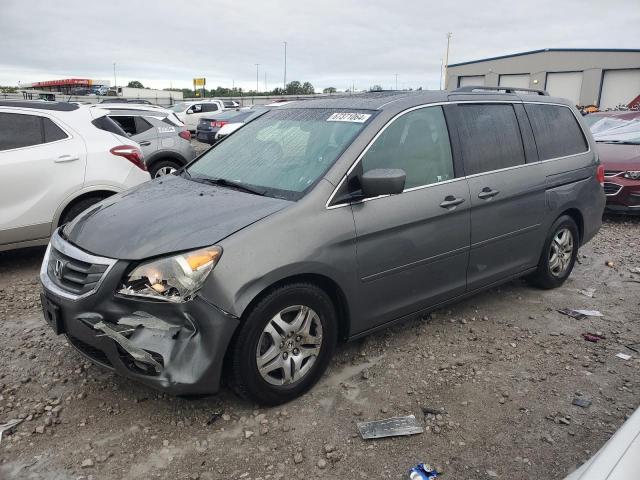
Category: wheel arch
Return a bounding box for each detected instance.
[238,273,352,342]
[145,151,188,170]
[54,188,117,230]
[559,207,584,244]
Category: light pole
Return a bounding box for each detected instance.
[255,64,260,93]
[113,62,117,89]
[283,41,287,89]
[443,32,452,90]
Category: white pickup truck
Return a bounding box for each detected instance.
[168,99,240,132]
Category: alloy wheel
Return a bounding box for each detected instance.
[154,166,177,178]
[256,305,323,386]
[548,227,574,277]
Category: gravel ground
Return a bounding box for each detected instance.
[0,216,638,480]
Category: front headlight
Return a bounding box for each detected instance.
[118,246,222,302]
[623,171,640,180]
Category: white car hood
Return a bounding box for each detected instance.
[564,406,640,480]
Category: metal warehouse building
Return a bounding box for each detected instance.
[446,48,640,109]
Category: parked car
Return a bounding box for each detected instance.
[40,90,604,405]
[213,102,297,142]
[0,101,149,252]
[99,98,154,105]
[564,405,640,479]
[168,100,238,132]
[589,112,640,214]
[100,106,195,177]
[195,108,254,144]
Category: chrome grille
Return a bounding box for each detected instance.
[40,230,117,300]
[603,182,623,196]
[604,170,623,177]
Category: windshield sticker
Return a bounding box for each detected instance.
[326,112,371,123]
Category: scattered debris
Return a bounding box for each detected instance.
[572,397,592,408]
[408,463,440,479]
[582,333,605,343]
[625,343,640,353]
[577,288,596,298]
[629,267,640,274]
[421,406,446,416]
[605,260,614,268]
[0,418,24,444]
[206,411,223,426]
[558,309,587,320]
[616,352,632,361]
[558,309,603,320]
[357,415,424,440]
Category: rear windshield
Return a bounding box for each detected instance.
[223,101,238,107]
[187,108,374,200]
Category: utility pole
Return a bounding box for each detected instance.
[113,62,117,89]
[443,32,452,90]
[283,41,287,89]
[395,73,398,91]
[255,64,260,93]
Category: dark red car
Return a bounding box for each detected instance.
[587,111,640,214]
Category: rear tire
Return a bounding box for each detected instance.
[59,196,106,227]
[528,215,579,289]
[228,283,338,405]
[150,159,182,178]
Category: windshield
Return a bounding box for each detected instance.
[590,116,640,144]
[168,102,189,112]
[187,108,373,200]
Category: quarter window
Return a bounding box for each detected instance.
[43,118,68,142]
[524,104,588,160]
[454,104,525,175]
[361,106,454,189]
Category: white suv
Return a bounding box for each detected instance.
[0,101,150,252]
[168,99,239,132]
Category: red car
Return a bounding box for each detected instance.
[587,111,640,214]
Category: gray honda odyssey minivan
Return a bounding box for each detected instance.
[40,88,605,405]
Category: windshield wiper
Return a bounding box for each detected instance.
[188,175,267,196]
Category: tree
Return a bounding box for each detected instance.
[323,87,337,94]
[127,80,144,89]
[301,82,315,94]
[370,84,383,92]
[285,81,302,95]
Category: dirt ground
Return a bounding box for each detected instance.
[0,215,638,480]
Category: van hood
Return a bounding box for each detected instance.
[62,175,292,260]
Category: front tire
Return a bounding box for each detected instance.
[528,215,579,289]
[228,283,338,405]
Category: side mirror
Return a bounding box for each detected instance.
[186,108,193,114]
[361,169,406,197]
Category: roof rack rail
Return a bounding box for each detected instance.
[452,86,549,96]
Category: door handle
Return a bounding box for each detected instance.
[54,154,80,163]
[138,141,151,146]
[440,195,466,209]
[478,187,500,199]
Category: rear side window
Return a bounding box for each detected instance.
[454,104,525,175]
[135,117,153,134]
[0,113,68,151]
[43,118,68,142]
[524,104,588,160]
[92,115,127,137]
[361,106,454,189]
[202,104,219,112]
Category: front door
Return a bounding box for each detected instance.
[351,106,471,333]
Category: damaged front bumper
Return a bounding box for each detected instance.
[39,232,239,395]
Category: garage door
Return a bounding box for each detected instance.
[600,69,640,109]
[458,75,485,87]
[499,74,530,89]
[546,72,583,105]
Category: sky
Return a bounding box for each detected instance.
[1,0,639,92]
